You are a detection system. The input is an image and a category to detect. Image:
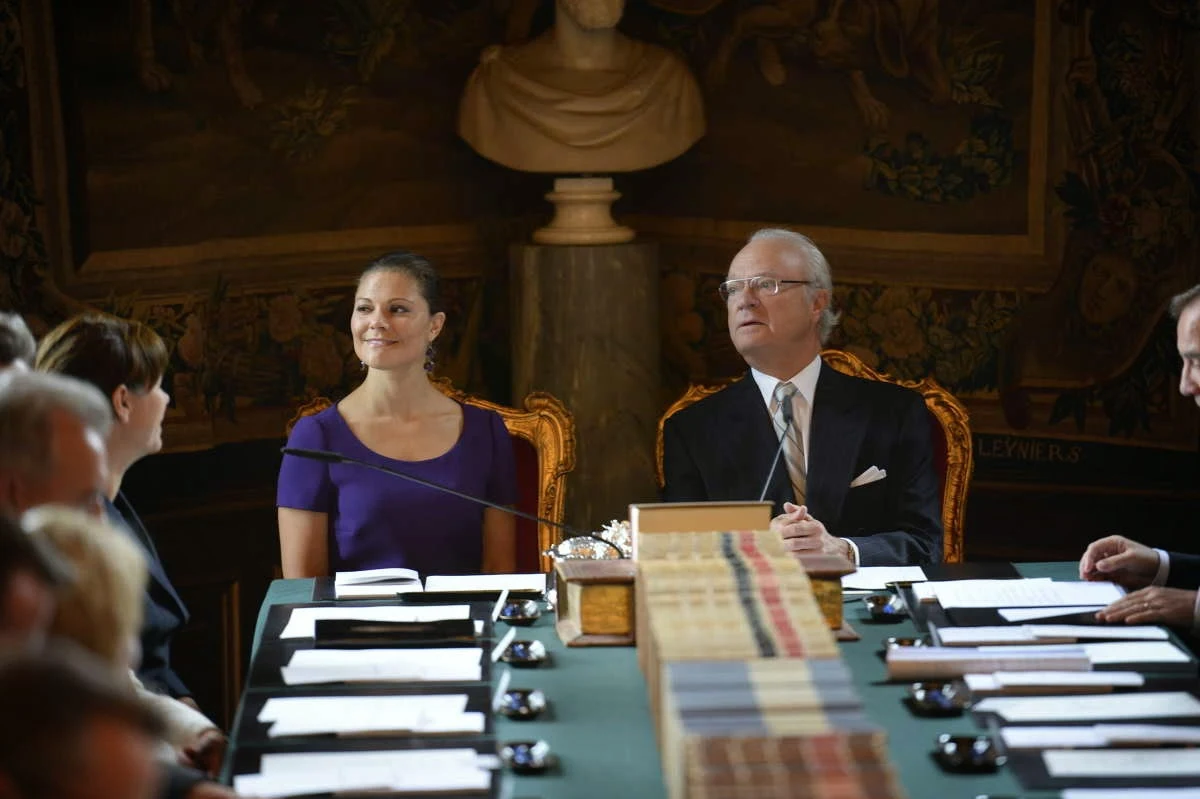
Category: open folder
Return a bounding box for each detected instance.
[328,570,546,600]
[334,568,422,599]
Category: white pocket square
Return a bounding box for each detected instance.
[849,467,887,488]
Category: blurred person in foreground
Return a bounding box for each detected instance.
[22,506,235,799]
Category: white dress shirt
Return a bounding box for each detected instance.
[750,357,861,566]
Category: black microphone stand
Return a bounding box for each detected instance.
[758,396,795,503]
[281,447,626,558]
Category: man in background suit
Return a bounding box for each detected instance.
[1080,283,1200,628]
[662,228,942,566]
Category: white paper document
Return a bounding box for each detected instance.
[280,647,483,686]
[1081,641,1190,665]
[841,566,927,591]
[1001,724,1200,750]
[258,694,482,737]
[1096,724,1200,745]
[973,641,1191,667]
[963,670,1144,694]
[936,626,1042,646]
[424,573,546,593]
[334,568,422,598]
[936,625,1168,647]
[999,605,1106,622]
[1045,748,1200,778]
[933,578,1124,609]
[886,646,1090,680]
[1030,624,1167,641]
[915,577,1050,605]
[1001,726,1108,749]
[278,605,472,639]
[336,568,420,585]
[233,748,493,797]
[973,691,1200,722]
[335,582,424,599]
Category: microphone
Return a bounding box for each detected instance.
[280,447,626,558]
[757,396,795,503]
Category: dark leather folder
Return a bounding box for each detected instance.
[313,618,479,648]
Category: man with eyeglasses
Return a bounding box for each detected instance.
[662,228,942,567]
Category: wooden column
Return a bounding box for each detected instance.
[511,242,660,537]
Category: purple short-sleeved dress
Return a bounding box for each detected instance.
[277,403,517,576]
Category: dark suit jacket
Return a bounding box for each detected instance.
[1168,552,1200,590]
[662,367,943,566]
[103,492,191,698]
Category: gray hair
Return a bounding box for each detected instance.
[1169,284,1200,320]
[748,228,841,343]
[0,372,113,478]
[0,312,36,367]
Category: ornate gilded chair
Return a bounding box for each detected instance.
[287,380,576,572]
[654,349,972,563]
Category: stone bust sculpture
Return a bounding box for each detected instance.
[458,0,706,173]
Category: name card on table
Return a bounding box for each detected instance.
[973,691,1200,723]
[974,640,1192,668]
[1003,724,1200,750]
[334,568,422,599]
[1045,748,1200,778]
[964,670,1144,696]
[258,694,481,737]
[280,647,482,686]
[934,624,1168,647]
[886,646,1091,680]
[424,573,546,593]
[233,748,494,798]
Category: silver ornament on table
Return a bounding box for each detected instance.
[543,519,632,560]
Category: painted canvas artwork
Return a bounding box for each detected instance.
[622,0,1040,234]
[54,0,520,256]
[51,0,1041,261]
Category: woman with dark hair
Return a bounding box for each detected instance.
[34,313,192,702]
[277,251,517,578]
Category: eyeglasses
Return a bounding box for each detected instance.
[718,276,812,302]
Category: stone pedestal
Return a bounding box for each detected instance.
[532,177,635,245]
[512,243,660,536]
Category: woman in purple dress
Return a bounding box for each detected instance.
[277,252,517,578]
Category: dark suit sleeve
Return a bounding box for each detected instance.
[847,393,943,567]
[661,414,708,502]
[139,658,190,700]
[160,765,208,799]
[1167,552,1200,590]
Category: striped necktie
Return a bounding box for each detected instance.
[771,381,807,504]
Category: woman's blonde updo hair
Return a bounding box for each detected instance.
[21,506,147,670]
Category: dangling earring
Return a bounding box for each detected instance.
[359,360,367,371]
[424,343,435,374]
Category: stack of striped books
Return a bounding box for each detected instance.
[638,530,906,799]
